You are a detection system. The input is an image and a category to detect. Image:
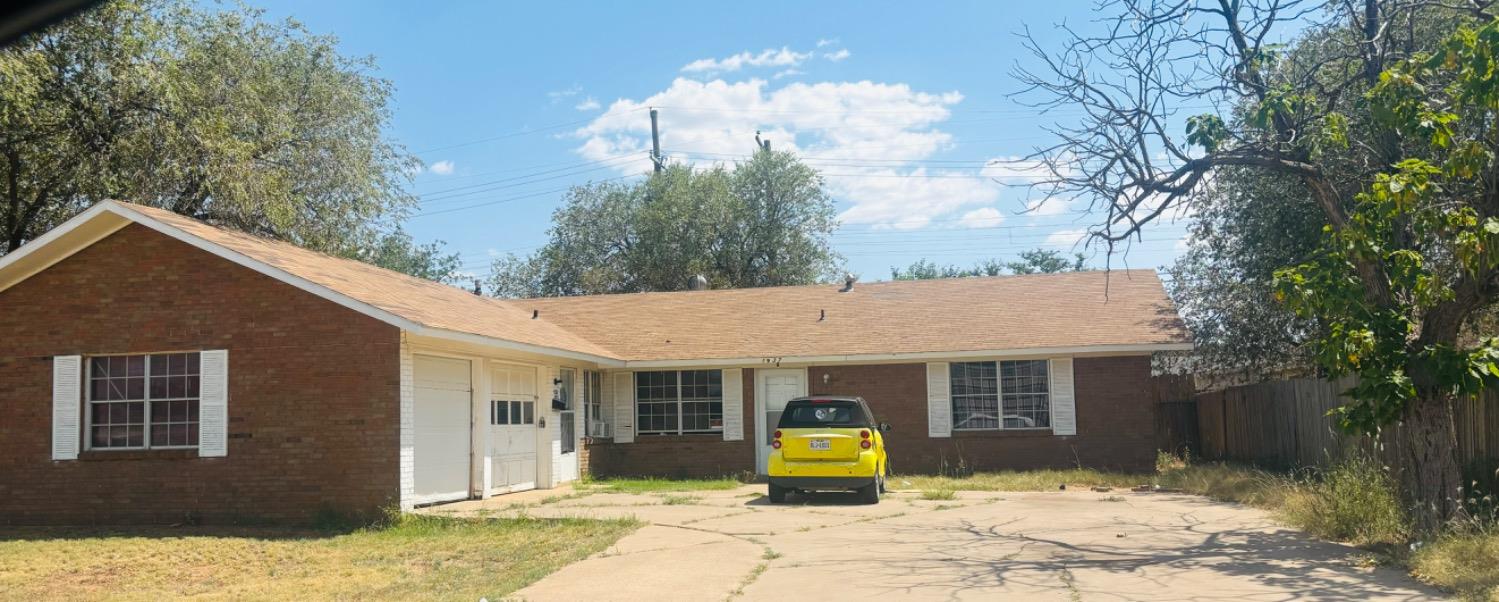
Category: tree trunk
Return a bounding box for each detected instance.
[1397,394,1464,535]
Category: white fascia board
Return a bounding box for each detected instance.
[619,343,1195,368]
[409,326,624,366]
[0,202,131,293]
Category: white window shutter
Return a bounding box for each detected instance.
[926,362,951,438]
[1050,357,1077,436]
[52,355,81,460]
[198,349,229,457]
[611,372,634,443]
[721,368,744,441]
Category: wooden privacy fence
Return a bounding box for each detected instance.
[1194,377,1499,479]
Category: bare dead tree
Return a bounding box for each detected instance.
[1014,0,1499,531]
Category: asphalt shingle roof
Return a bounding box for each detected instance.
[124,203,1189,362]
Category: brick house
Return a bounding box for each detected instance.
[0,201,1191,524]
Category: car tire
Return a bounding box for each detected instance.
[768,482,788,504]
[878,466,888,494]
[859,478,880,504]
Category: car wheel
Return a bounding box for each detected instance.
[768,482,788,504]
[859,479,880,504]
[878,468,888,494]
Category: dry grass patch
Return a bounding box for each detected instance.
[578,477,743,494]
[1412,530,1499,601]
[0,515,638,601]
[899,468,1145,493]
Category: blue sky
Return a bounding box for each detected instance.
[246,0,1193,280]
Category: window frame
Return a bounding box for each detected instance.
[84,351,203,451]
[949,359,1052,432]
[634,369,724,436]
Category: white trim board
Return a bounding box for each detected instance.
[619,343,1193,369]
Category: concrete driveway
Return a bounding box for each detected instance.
[428,485,1444,601]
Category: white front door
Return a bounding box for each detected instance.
[489,363,538,493]
[755,368,807,474]
[413,355,472,504]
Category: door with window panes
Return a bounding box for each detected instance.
[488,363,538,492]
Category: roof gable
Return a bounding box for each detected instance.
[0,202,620,363]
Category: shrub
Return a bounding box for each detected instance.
[1278,456,1407,546]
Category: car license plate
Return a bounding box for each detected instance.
[809,439,831,451]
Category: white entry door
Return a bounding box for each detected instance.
[413,355,472,504]
[489,363,538,493]
[755,368,807,474]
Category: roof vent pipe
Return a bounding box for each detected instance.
[841,273,857,292]
[532,309,539,319]
[688,274,709,291]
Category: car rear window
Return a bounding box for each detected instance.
[777,401,871,428]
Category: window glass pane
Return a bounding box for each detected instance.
[1000,360,1051,428]
[493,400,509,424]
[522,401,534,425]
[950,362,999,430]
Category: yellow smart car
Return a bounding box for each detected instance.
[767,396,890,504]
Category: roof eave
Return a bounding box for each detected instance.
[617,342,1196,368]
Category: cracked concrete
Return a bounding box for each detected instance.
[426,485,1445,601]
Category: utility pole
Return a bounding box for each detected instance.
[649,108,663,173]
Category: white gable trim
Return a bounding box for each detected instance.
[0,203,131,293]
[0,202,623,366]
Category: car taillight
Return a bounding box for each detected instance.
[773,430,781,439]
[860,430,870,439]
[860,439,872,449]
[771,440,782,449]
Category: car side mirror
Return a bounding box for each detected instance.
[879,422,892,433]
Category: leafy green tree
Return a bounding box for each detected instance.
[891,249,1085,280]
[488,151,841,297]
[0,0,420,261]
[357,229,462,285]
[1006,249,1086,274]
[1019,0,1498,530]
[1165,167,1327,378]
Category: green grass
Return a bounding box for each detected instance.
[0,514,639,601]
[579,476,744,493]
[920,488,957,501]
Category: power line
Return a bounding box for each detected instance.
[410,174,642,218]
[410,108,645,154]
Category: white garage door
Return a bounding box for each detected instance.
[489,363,538,493]
[414,355,472,504]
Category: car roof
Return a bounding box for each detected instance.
[787,395,865,403]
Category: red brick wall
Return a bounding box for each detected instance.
[586,358,1166,478]
[809,358,1162,473]
[586,368,758,479]
[0,224,401,525]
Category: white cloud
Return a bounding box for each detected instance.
[1024,197,1072,216]
[574,97,601,111]
[959,207,1005,229]
[547,84,582,103]
[681,47,812,74]
[428,160,455,175]
[574,77,997,229]
[1044,228,1090,250]
[824,48,851,62]
[773,68,804,80]
[816,38,839,48]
